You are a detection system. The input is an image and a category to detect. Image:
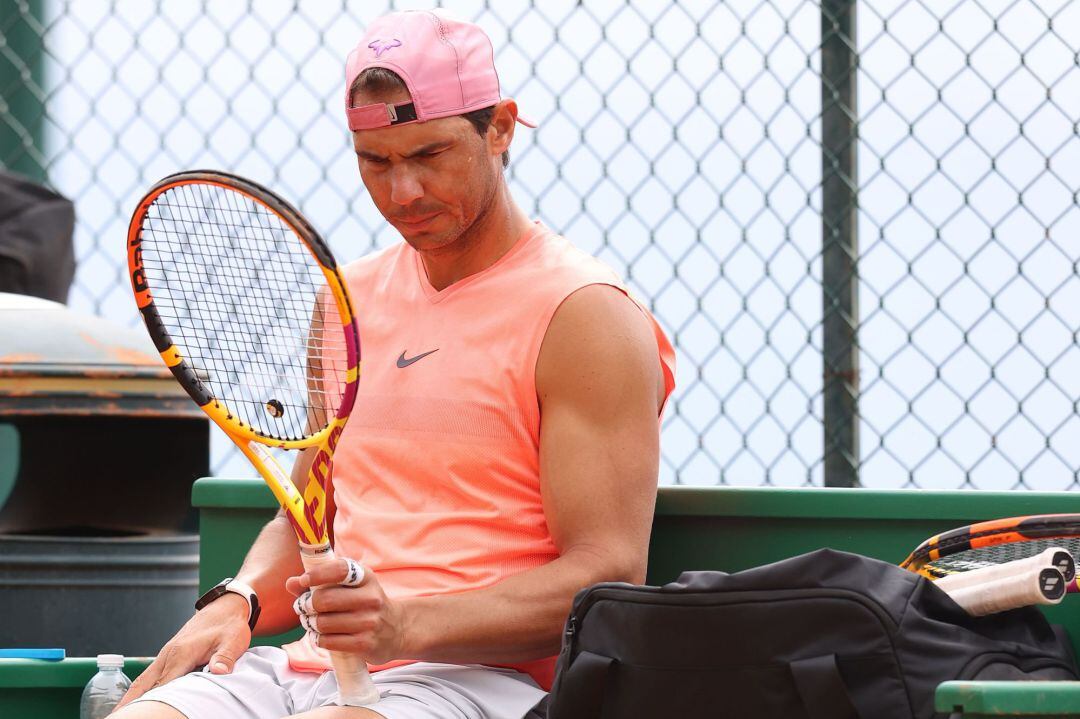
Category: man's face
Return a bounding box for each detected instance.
[351,87,500,252]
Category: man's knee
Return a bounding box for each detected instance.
[110,700,188,719]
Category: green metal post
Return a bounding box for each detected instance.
[820,0,860,487]
[0,0,46,182]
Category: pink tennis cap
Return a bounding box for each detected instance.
[344,9,536,132]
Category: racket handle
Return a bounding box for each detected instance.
[934,547,1075,593]
[941,566,1066,616]
[299,544,380,706]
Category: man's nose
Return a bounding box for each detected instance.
[389,166,423,206]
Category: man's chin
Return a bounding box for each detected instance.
[397,220,466,253]
[399,229,457,253]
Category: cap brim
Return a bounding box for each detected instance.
[516,113,538,129]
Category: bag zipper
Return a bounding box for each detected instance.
[564,584,900,659]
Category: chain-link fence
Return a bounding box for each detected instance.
[2,0,1078,489]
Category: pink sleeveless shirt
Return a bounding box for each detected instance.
[284,222,676,689]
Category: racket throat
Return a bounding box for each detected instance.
[238,441,321,545]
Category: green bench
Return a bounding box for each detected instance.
[5,479,1080,716]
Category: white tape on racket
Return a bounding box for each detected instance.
[298,543,380,705]
[934,547,1075,593]
[342,558,365,587]
[942,565,1066,616]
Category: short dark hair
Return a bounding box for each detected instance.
[349,67,510,168]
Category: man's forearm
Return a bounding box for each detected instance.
[401,546,635,665]
[235,512,305,635]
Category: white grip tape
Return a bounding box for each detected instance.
[299,544,381,706]
[941,565,1066,616]
[933,547,1075,593]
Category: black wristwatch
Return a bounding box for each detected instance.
[195,577,261,631]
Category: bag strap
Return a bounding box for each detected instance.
[789,654,860,719]
[549,651,615,719]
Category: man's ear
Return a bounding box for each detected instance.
[487,99,518,159]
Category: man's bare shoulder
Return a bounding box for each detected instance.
[536,283,664,413]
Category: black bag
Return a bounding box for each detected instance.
[547,549,1078,719]
[0,171,76,303]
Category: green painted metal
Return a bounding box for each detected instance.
[820,0,860,488]
[0,0,45,181]
[0,657,149,687]
[653,486,1080,520]
[192,477,279,510]
[936,681,1080,716]
[0,657,149,717]
[194,478,302,648]
[0,422,17,508]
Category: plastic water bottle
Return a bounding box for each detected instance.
[79,653,132,719]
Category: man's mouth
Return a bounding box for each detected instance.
[396,211,441,227]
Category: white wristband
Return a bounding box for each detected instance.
[223,579,258,622]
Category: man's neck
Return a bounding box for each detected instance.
[418,183,532,292]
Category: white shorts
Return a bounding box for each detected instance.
[132,646,548,719]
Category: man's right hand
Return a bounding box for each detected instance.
[113,592,252,710]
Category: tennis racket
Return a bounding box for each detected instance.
[901,515,1080,581]
[127,170,379,706]
[898,511,1080,613]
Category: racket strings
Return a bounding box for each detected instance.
[146,197,343,437]
[139,181,349,441]
[145,197,326,327]
[144,220,332,421]
[924,537,1080,576]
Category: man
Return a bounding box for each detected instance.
[115,9,674,719]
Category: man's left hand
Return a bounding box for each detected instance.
[285,560,407,665]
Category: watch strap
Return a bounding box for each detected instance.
[195,577,261,631]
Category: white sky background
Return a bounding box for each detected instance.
[35,0,1080,488]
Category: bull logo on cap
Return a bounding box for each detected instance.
[368,38,402,57]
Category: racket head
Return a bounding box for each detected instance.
[901,514,1080,580]
[127,170,360,449]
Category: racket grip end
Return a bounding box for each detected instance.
[332,651,381,706]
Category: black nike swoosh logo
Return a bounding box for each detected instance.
[396,349,439,368]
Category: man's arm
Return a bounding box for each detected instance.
[293,283,665,664]
[116,451,315,708]
[235,448,315,634]
[118,286,344,708]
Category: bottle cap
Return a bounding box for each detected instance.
[96,653,124,668]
